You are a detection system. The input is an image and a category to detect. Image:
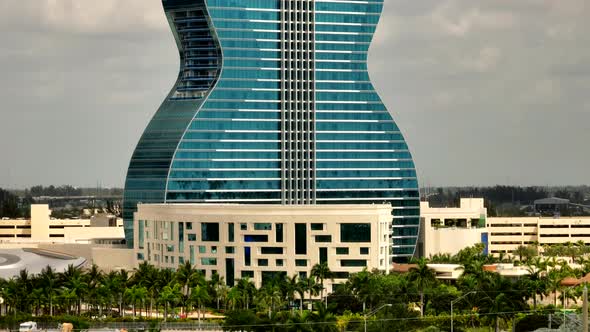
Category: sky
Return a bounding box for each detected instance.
[0,0,588,189]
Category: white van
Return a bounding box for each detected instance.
[19,322,38,332]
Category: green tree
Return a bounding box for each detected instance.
[39,265,59,316]
[311,263,334,306]
[159,283,181,321]
[124,285,148,318]
[190,284,211,324]
[408,258,437,317]
[297,276,321,310]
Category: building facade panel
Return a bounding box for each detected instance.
[134,204,391,288]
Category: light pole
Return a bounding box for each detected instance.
[364,303,392,332]
[451,291,476,332]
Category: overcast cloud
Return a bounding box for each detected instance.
[0,0,588,188]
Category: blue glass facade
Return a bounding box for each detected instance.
[124,0,420,260]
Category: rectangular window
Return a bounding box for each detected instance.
[295,259,307,267]
[244,235,268,242]
[241,270,254,278]
[311,223,323,231]
[341,260,367,267]
[137,253,144,260]
[319,247,328,264]
[186,222,192,230]
[360,247,369,255]
[315,235,332,243]
[188,234,197,241]
[225,246,235,254]
[201,223,220,241]
[190,245,195,265]
[336,248,349,255]
[171,256,175,264]
[138,220,145,249]
[261,247,283,254]
[240,223,247,230]
[258,259,269,266]
[276,259,284,266]
[298,271,307,278]
[333,271,350,279]
[295,223,307,255]
[166,245,174,252]
[211,246,217,254]
[340,224,371,243]
[254,223,272,230]
[201,258,217,266]
[178,222,184,253]
[245,247,251,266]
[276,223,283,242]
[199,246,206,254]
[179,257,184,264]
[228,223,235,242]
[226,258,235,287]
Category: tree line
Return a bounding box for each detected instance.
[0,188,32,218]
[4,243,590,331]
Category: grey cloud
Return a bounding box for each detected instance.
[0,0,588,189]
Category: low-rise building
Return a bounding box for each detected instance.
[134,204,392,289]
[0,205,123,243]
[417,198,488,257]
[0,205,134,272]
[487,216,590,255]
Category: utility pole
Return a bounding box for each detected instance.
[583,285,588,332]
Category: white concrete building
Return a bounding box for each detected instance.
[0,205,134,272]
[417,198,488,257]
[487,216,590,255]
[0,205,124,243]
[134,204,392,289]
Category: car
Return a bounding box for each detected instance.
[19,322,38,332]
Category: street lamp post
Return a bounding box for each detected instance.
[451,291,476,332]
[364,303,392,332]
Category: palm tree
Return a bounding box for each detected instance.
[311,263,334,306]
[39,265,58,316]
[285,274,301,312]
[30,288,44,316]
[190,284,211,325]
[298,276,321,310]
[347,269,376,310]
[59,287,78,315]
[85,264,103,313]
[16,269,32,313]
[61,268,87,315]
[227,287,240,311]
[2,279,20,317]
[546,270,563,307]
[208,272,225,310]
[175,261,204,315]
[133,262,158,317]
[159,283,181,321]
[235,277,255,310]
[513,245,536,262]
[408,258,436,317]
[309,302,338,332]
[125,285,148,318]
[117,269,130,316]
[523,265,546,309]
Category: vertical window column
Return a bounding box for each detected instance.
[281,0,316,205]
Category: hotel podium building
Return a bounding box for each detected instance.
[123,0,420,263]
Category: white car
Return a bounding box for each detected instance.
[19,322,38,332]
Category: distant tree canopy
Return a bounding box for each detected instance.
[0,188,32,218]
[25,185,123,198]
[28,185,83,197]
[426,185,590,217]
